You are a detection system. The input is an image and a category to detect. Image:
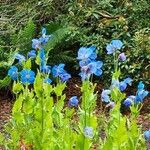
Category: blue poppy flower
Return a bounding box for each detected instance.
[44,78,52,84]
[8,66,18,80]
[41,65,51,74]
[123,77,133,86]
[119,81,127,91]
[119,53,126,61]
[39,28,52,45]
[135,81,149,103]
[106,40,123,54]
[60,73,71,82]
[20,69,35,84]
[137,81,144,91]
[144,130,150,141]
[32,39,41,49]
[79,63,94,80]
[27,50,36,58]
[52,64,66,77]
[77,46,97,61]
[91,61,103,76]
[135,90,149,103]
[84,127,94,138]
[101,89,111,103]
[14,54,26,63]
[68,96,79,107]
[119,77,133,91]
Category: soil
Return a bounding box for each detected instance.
[0,77,150,149]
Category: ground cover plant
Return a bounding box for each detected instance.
[0,28,149,150]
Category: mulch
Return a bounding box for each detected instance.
[0,77,149,149]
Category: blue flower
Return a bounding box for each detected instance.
[119,77,133,91]
[77,46,97,61]
[68,96,79,107]
[14,54,26,63]
[135,90,149,103]
[92,61,103,76]
[79,63,94,80]
[52,64,66,77]
[32,39,41,49]
[106,40,123,54]
[101,90,111,103]
[118,53,126,61]
[137,81,144,91]
[41,65,51,74]
[60,73,71,82]
[39,28,52,45]
[84,127,94,138]
[135,81,149,103]
[8,66,18,80]
[28,50,36,58]
[123,77,133,86]
[44,78,52,84]
[20,69,35,84]
[144,130,150,141]
[119,81,127,91]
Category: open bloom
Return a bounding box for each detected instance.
[101,89,111,103]
[144,130,150,141]
[68,96,79,107]
[20,69,35,84]
[77,46,97,61]
[52,64,71,82]
[84,127,94,138]
[8,66,18,80]
[106,40,123,54]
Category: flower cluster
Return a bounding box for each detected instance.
[123,81,149,107]
[32,28,52,50]
[106,40,126,62]
[52,64,71,82]
[111,77,133,92]
[8,28,71,84]
[8,66,35,85]
[77,46,103,80]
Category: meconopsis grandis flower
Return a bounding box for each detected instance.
[20,69,35,85]
[52,64,71,82]
[123,81,149,107]
[77,46,103,80]
[8,66,19,81]
[68,96,79,107]
[106,40,123,54]
[32,28,52,50]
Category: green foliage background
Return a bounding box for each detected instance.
[0,0,150,86]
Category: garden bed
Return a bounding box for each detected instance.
[0,77,150,149]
